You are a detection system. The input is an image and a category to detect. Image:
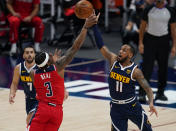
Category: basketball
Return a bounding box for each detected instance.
[74,0,93,19]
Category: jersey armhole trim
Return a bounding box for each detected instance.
[19,63,21,76]
[110,61,117,72]
[53,64,57,71]
[131,65,138,81]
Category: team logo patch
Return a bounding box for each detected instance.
[132,102,136,107]
[22,70,26,73]
[126,69,131,74]
[115,66,120,68]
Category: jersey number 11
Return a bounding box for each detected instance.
[116,81,123,92]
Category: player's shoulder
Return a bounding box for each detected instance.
[12,63,22,76]
[132,62,138,68]
[14,63,22,70]
[132,66,143,78]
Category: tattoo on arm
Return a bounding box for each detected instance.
[56,48,76,70]
[137,77,150,90]
[55,28,88,71]
[134,68,154,104]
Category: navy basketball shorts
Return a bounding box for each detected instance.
[110,100,152,131]
[25,98,38,114]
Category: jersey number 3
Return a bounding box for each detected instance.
[44,82,53,97]
[116,81,123,92]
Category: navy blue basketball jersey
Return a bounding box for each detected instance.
[20,62,38,99]
[108,61,138,100]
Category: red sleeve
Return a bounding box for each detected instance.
[33,0,40,4]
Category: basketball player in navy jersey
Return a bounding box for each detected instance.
[9,45,38,125]
[28,13,99,131]
[92,25,158,131]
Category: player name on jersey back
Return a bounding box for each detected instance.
[40,73,51,80]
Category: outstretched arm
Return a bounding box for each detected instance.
[100,46,117,66]
[92,25,117,66]
[133,68,158,117]
[55,14,99,71]
[9,64,20,104]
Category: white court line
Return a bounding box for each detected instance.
[65,80,108,92]
[64,70,108,77]
[66,59,104,67]
[85,85,176,104]
[0,87,9,90]
[86,89,110,97]
[150,79,176,85]
[65,70,176,85]
[1,82,176,104]
[91,71,104,75]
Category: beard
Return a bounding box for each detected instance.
[26,58,34,64]
[118,56,128,63]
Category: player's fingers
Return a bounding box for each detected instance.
[49,53,53,57]
[9,98,11,103]
[150,111,154,116]
[54,49,58,55]
[57,49,62,56]
[10,100,14,104]
[155,112,158,117]
[9,98,14,104]
[149,109,151,113]
[88,11,95,19]
[96,13,100,21]
[92,9,95,15]
[64,91,69,101]
[64,95,68,101]
[94,13,100,24]
[90,15,98,22]
[155,110,158,117]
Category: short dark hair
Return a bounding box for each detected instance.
[23,45,35,54]
[35,52,48,70]
[128,44,136,58]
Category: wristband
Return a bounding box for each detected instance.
[92,25,104,49]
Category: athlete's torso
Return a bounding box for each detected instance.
[108,61,137,100]
[34,65,65,105]
[20,61,37,99]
